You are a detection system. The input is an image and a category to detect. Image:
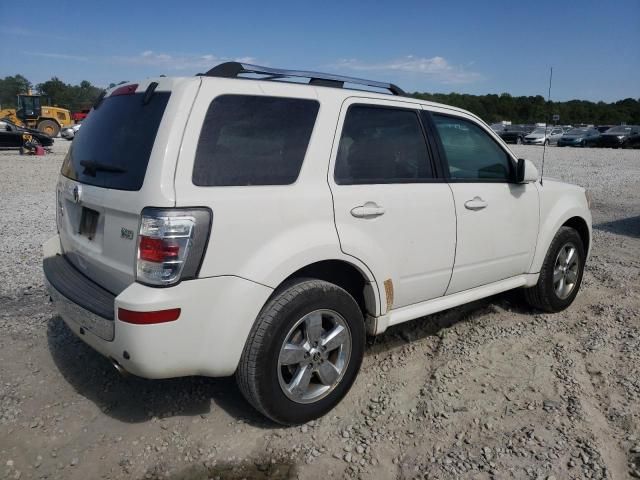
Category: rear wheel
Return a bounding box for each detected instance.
[236,278,365,425]
[37,119,60,137]
[524,227,585,312]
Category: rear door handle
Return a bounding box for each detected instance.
[464,197,488,211]
[351,202,386,218]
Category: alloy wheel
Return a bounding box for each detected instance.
[553,242,580,299]
[277,309,351,404]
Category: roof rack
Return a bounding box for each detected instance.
[202,62,406,96]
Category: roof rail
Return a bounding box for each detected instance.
[202,62,406,96]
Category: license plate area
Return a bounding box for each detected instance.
[79,207,99,240]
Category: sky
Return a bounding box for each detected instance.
[1,0,638,102]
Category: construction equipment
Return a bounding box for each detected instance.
[0,92,73,137]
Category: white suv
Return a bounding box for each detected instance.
[43,62,592,425]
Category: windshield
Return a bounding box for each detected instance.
[607,126,633,134]
[531,128,547,135]
[61,91,170,191]
[566,128,588,135]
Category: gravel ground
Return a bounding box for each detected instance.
[0,141,638,480]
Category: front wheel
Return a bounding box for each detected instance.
[516,137,522,145]
[236,279,365,425]
[524,226,585,312]
[37,119,60,137]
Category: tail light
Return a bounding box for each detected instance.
[136,207,212,286]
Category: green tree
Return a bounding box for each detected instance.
[0,75,32,108]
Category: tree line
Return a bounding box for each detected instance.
[1,74,638,125]
[412,92,640,125]
[0,75,124,113]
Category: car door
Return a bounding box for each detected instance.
[426,111,539,294]
[329,99,456,311]
[0,125,22,148]
[550,128,563,144]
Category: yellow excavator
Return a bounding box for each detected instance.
[0,92,73,137]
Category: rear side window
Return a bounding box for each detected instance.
[335,106,432,185]
[193,95,319,186]
[432,114,513,181]
[61,92,170,191]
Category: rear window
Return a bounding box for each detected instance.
[193,95,319,186]
[61,91,170,191]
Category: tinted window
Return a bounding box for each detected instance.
[193,95,319,186]
[61,92,170,191]
[432,114,512,181]
[607,126,633,134]
[335,106,432,185]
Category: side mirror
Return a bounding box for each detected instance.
[516,158,538,183]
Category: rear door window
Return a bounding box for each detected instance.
[193,95,319,186]
[61,91,170,191]
[334,105,433,185]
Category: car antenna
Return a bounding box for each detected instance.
[541,66,553,186]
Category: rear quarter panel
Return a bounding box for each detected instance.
[173,79,382,314]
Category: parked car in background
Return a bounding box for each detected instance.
[596,125,614,133]
[524,126,565,145]
[497,124,534,144]
[0,118,54,148]
[490,123,510,132]
[598,125,640,148]
[622,130,640,149]
[557,128,600,147]
[61,123,82,140]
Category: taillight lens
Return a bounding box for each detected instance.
[136,208,212,286]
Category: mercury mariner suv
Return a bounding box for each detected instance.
[43,62,592,425]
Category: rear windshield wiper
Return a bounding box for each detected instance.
[80,160,127,176]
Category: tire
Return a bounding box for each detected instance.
[516,137,522,145]
[544,139,550,146]
[37,120,60,137]
[523,226,585,312]
[236,278,365,425]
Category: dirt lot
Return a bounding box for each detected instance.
[0,141,638,480]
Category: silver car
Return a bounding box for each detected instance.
[524,126,565,145]
[61,123,82,140]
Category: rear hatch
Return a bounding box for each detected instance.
[56,78,200,294]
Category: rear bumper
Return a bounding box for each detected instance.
[43,235,274,378]
[43,254,115,340]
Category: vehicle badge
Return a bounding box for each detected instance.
[121,227,134,240]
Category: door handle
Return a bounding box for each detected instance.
[351,202,386,218]
[464,196,488,211]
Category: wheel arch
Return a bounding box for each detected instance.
[562,216,590,255]
[270,259,381,319]
[530,207,592,273]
